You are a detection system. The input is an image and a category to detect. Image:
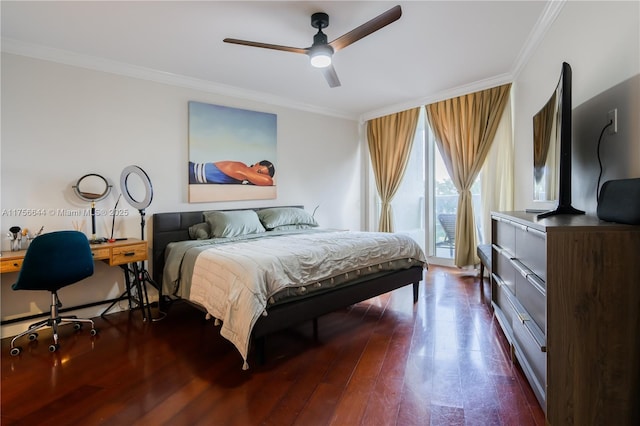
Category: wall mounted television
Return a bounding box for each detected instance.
[532,62,584,219]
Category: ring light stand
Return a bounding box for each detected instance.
[103,165,165,322]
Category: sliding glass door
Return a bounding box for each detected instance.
[384,108,483,265]
[390,110,426,253]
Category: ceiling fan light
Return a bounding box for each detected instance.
[310,53,331,68]
[309,45,333,68]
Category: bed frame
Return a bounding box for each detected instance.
[151,207,425,363]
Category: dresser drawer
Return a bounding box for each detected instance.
[492,273,518,339]
[513,314,546,408]
[515,226,547,282]
[514,265,546,331]
[91,247,110,261]
[494,246,516,295]
[111,244,146,265]
[493,217,516,255]
[0,257,23,273]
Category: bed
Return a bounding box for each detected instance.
[152,206,426,368]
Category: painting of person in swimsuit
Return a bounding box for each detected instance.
[188,101,277,202]
[189,160,275,186]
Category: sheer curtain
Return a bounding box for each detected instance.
[366,108,420,232]
[480,96,514,244]
[426,84,511,266]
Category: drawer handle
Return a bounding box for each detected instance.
[494,244,514,260]
[123,252,136,257]
[492,273,505,288]
[525,274,546,295]
[510,258,533,279]
[13,262,19,267]
[520,317,547,352]
[526,226,546,238]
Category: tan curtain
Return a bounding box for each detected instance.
[426,84,511,266]
[481,96,514,244]
[366,108,420,232]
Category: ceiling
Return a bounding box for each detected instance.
[1,1,554,120]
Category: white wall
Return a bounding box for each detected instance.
[0,53,360,336]
[573,74,640,214]
[513,0,640,211]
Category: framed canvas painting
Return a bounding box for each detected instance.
[188,101,277,202]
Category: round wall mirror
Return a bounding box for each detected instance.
[73,173,112,202]
[120,165,153,210]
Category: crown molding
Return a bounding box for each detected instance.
[359,0,566,122]
[359,72,514,123]
[511,0,566,79]
[2,0,565,125]
[1,38,358,121]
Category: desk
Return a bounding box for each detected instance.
[1,238,147,272]
[1,239,152,324]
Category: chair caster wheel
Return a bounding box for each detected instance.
[10,347,22,356]
[90,328,98,336]
[73,323,82,331]
[28,332,38,341]
[48,344,59,353]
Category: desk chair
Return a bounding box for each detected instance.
[10,231,98,356]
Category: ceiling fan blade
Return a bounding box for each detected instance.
[329,5,402,52]
[223,38,308,55]
[321,64,341,88]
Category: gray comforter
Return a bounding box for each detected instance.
[162,229,426,368]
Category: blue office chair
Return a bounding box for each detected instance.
[10,230,98,356]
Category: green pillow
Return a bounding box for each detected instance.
[203,210,266,238]
[188,222,210,240]
[257,207,318,230]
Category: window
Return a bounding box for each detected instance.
[384,107,483,263]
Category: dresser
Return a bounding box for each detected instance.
[491,211,640,425]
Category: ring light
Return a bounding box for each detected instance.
[117,165,165,321]
[120,165,153,210]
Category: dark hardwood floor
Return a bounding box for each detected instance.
[1,266,544,425]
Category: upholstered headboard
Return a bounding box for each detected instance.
[151,206,304,287]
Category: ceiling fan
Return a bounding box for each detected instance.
[223,5,402,88]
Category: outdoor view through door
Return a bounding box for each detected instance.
[389,108,482,263]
